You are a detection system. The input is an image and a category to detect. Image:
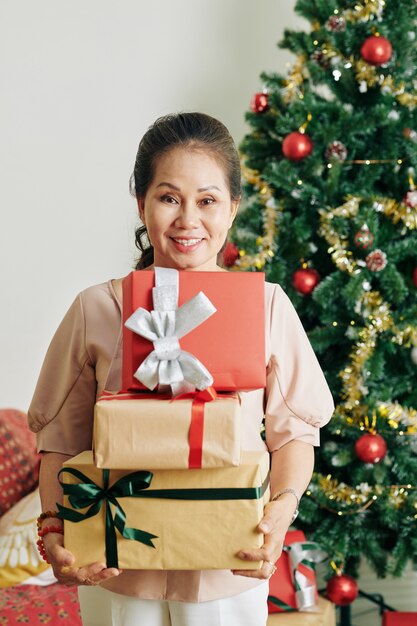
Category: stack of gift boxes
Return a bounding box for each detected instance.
[57,267,332,621]
[58,268,269,571]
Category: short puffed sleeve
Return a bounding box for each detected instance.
[264,283,334,451]
[28,293,97,455]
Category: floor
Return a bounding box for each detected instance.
[318,560,417,626]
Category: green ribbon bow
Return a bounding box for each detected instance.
[57,467,159,569]
[57,467,269,569]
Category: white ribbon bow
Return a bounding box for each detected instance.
[285,541,327,611]
[124,267,216,394]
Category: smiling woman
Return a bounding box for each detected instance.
[131,112,242,271]
[28,111,334,626]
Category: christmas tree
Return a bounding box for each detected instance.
[231,0,417,581]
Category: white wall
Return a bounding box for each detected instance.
[0,0,307,410]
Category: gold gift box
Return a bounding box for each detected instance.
[93,393,241,469]
[267,597,336,626]
[60,450,269,570]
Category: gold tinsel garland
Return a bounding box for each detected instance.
[319,197,360,275]
[340,291,393,411]
[235,164,281,270]
[374,197,417,230]
[281,55,307,103]
[343,0,386,23]
[378,401,417,434]
[306,473,416,517]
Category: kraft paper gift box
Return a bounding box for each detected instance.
[58,450,269,570]
[93,391,241,470]
[268,530,325,613]
[122,269,266,392]
[267,597,336,626]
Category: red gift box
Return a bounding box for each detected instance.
[268,530,320,614]
[383,613,417,626]
[122,269,266,392]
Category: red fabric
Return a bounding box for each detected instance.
[383,613,417,626]
[122,270,266,391]
[0,409,40,515]
[268,530,318,614]
[0,584,81,625]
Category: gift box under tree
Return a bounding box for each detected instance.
[268,530,326,613]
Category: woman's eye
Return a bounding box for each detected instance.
[161,194,177,204]
[200,197,215,206]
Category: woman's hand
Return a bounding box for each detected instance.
[231,492,296,579]
[43,532,122,586]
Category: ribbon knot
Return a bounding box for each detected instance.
[153,336,181,361]
[125,267,216,394]
[57,468,159,569]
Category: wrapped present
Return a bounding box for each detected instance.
[383,614,417,626]
[93,389,241,470]
[122,267,266,393]
[58,450,269,570]
[267,597,336,626]
[268,530,326,613]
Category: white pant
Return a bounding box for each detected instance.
[78,582,269,626]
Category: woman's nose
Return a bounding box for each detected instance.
[175,201,200,228]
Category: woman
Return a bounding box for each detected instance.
[28,112,334,626]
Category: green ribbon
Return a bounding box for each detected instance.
[57,467,269,569]
[57,467,159,569]
[267,596,295,612]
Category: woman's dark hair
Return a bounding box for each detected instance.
[130,112,241,269]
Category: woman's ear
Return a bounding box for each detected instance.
[137,197,146,225]
[229,197,240,227]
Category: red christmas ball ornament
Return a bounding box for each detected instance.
[293,268,320,295]
[327,574,359,606]
[360,35,393,66]
[282,132,313,161]
[250,92,269,114]
[222,241,240,267]
[354,224,374,249]
[355,432,387,464]
[413,267,417,287]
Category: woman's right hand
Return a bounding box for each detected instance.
[43,532,122,586]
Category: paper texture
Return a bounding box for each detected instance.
[61,450,269,570]
[93,394,241,469]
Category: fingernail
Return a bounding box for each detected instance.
[237,551,247,559]
[61,566,71,573]
[259,523,269,532]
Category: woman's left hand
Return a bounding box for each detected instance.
[231,493,295,579]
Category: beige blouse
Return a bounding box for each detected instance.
[28,277,334,602]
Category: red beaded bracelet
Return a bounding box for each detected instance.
[36,510,60,533]
[36,525,64,563]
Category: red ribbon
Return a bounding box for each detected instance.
[172,387,218,469]
[99,387,225,470]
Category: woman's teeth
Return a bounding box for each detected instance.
[172,238,202,246]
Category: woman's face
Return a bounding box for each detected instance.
[138,147,239,271]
